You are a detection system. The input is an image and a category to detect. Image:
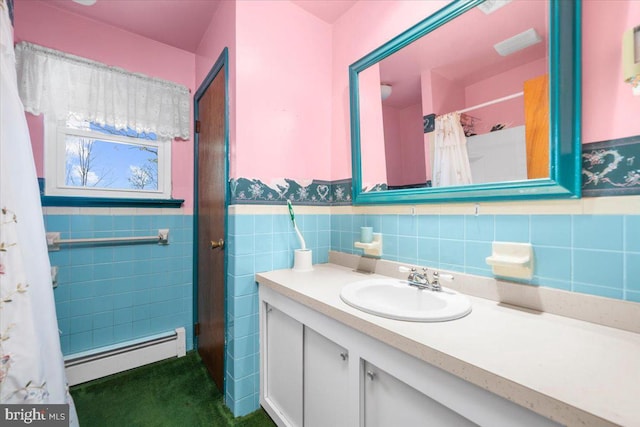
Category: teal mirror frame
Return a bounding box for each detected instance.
[349,0,581,204]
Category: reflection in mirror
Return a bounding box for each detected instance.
[350,0,580,204]
[359,0,549,191]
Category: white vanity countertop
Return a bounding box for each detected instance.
[256,263,640,427]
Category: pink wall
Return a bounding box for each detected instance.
[196,0,236,97]
[359,64,388,188]
[382,102,426,187]
[13,0,196,208]
[331,1,448,180]
[464,58,547,135]
[195,0,236,180]
[15,0,640,190]
[430,71,465,115]
[582,0,640,143]
[382,105,402,185]
[234,0,332,182]
[332,0,640,180]
[420,71,434,115]
[398,103,426,186]
[196,0,333,184]
[465,58,547,106]
[25,113,44,175]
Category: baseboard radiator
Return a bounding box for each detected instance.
[65,327,186,386]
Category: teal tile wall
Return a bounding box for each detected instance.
[222,210,640,417]
[331,214,640,303]
[225,213,330,416]
[51,209,636,417]
[45,213,194,356]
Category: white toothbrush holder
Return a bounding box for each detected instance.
[293,249,313,272]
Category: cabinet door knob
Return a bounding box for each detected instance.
[340,352,348,361]
[366,370,376,381]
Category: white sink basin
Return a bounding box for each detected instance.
[340,278,471,322]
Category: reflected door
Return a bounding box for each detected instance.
[524,74,550,179]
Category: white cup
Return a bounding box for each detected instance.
[360,226,373,244]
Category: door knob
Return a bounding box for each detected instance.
[210,238,224,249]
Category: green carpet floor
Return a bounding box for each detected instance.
[70,351,275,427]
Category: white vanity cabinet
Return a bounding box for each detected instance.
[303,327,350,427]
[363,361,476,427]
[259,285,560,427]
[263,304,303,427]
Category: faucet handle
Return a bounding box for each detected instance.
[398,266,415,273]
[431,272,453,292]
[436,272,454,282]
[431,272,439,290]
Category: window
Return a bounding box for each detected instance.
[44,117,172,199]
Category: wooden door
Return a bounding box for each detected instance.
[196,64,226,390]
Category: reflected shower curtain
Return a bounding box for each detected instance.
[0,2,78,424]
[432,112,473,187]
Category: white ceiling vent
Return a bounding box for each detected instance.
[494,28,542,56]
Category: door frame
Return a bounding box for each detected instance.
[192,47,230,360]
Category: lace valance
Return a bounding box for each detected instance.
[15,42,190,140]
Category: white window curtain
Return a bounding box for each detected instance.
[1,3,77,424]
[432,112,473,187]
[15,41,190,140]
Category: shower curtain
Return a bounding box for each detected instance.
[0,2,78,424]
[432,112,473,187]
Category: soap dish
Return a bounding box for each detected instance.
[486,241,533,279]
[354,233,382,257]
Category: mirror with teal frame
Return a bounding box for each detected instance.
[349,0,581,204]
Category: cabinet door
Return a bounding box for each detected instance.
[265,304,303,427]
[304,327,350,427]
[363,361,476,427]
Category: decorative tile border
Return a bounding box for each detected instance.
[229,178,353,206]
[365,183,388,192]
[582,135,640,197]
[230,133,640,204]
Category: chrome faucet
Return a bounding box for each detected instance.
[400,266,446,292]
[430,271,442,292]
[407,267,429,289]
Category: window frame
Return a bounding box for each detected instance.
[43,117,173,201]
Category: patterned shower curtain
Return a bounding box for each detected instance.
[432,112,473,187]
[0,1,78,424]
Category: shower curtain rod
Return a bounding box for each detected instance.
[458,91,524,114]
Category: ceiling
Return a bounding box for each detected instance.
[290,0,357,24]
[37,0,358,53]
[377,0,548,109]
